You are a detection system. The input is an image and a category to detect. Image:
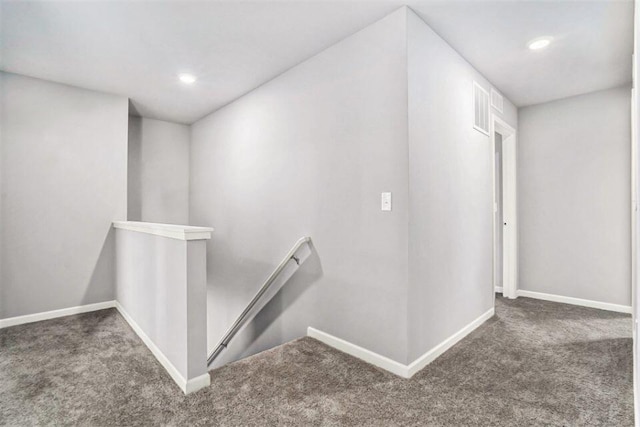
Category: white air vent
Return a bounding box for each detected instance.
[491,88,504,113]
[473,82,490,135]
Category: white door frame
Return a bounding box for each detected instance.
[491,116,518,299]
[631,87,636,322]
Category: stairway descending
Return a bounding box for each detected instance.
[207,236,312,368]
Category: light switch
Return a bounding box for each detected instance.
[381,192,392,211]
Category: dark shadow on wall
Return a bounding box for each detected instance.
[127,115,142,221]
[210,243,323,368]
[76,226,117,336]
[83,226,117,306]
[4,225,124,349]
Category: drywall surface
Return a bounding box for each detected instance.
[128,117,190,224]
[519,86,631,306]
[0,73,4,317]
[0,72,128,318]
[190,9,410,364]
[115,229,208,383]
[633,2,639,420]
[406,9,518,362]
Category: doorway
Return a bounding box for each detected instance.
[492,116,517,299]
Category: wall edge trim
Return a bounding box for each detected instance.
[307,307,495,378]
[115,302,210,394]
[517,290,632,314]
[307,326,409,377]
[0,300,116,329]
[406,307,494,377]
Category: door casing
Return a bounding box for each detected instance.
[491,116,518,299]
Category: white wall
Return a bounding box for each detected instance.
[115,228,208,389]
[190,9,411,364]
[0,72,128,318]
[633,1,639,420]
[519,86,631,306]
[128,116,190,224]
[0,73,4,315]
[405,9,518,361]
[190,7,522,367]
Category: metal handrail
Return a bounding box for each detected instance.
[207,236,312,367]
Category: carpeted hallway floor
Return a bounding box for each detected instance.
[0,297,633,426]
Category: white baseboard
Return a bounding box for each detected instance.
[308,307,494,379]
[115,302,210,395]
[0,300,210,394]
[495,286,504,293]
[185,373,212,394]
[307,327,408,377]
[0,300,116,329]
[516,290,632,314]
[406,307,494,377]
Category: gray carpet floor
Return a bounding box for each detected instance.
[0,297,633,426]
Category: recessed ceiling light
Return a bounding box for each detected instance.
[527,37,552,51]
[179,73,196,84]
